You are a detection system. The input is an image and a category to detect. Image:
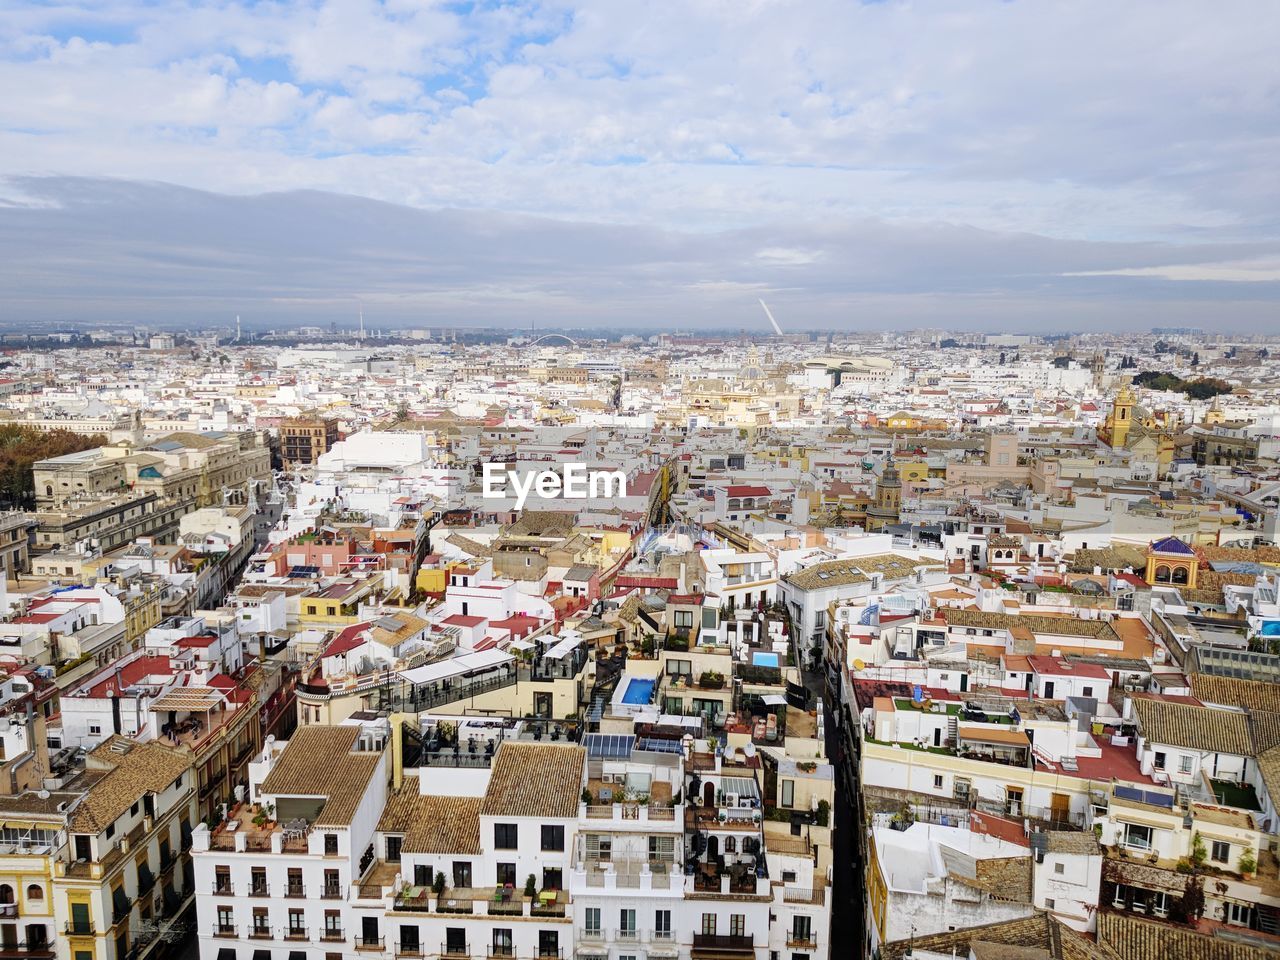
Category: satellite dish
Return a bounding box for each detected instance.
[37,790,50,800]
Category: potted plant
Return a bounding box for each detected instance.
[1191,832,1207,869]
[523,874,537,899]
[1238,848,1257,879]
[432,871,446,895]
[581,787,593,805]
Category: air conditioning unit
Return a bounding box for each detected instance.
[601,773,615,784]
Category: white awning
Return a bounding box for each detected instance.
[762,694,788,706]
[509,639,535,651]
[544,636,582,659]
[398,649,513,686]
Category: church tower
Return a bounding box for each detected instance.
[1091,350,1106,390]
[865,457,903,533]
[1103,384,1136,449]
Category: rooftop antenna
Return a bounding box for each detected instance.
[758,299,784,337]
[357,300,366,341]
[235,315,241,343]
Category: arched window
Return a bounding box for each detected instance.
[1172,567,1189,585]
[25,884,42,901]
[1154,565,1171,583]
[0,885,12,904]
[724,836,737,854]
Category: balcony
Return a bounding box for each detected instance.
[320,885,345,900]
[212,882,234,896]
[0,905,16,918]
[248,927,273,940]
[578,929,604,943]
[441,942,470,958]
[692,935,753,953]
[284,928,309,942]
[787,936,818,949]
[355,937,386,951]
[64,923,95,937]
[320,929,345,943]
[395,944,424,958]
[248,881,270,898]
[212,925,237,939]
[0,942,54,957]
[284,883,306,898]
[489,947,514,959]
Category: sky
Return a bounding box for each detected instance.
[0,0,1278,331]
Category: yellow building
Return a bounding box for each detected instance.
[51,738,198,960]
[1144,536,1199,589]
[864,462,903,533]
[0,791,60,954]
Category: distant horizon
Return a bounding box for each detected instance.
[2,2,1278,329]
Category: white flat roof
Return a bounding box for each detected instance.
[398,649,513,686]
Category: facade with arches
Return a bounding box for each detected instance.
[1144,536,1199,590]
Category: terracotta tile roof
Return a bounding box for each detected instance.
[1190,674,1280,713]
[480,741,585,820]
[882,914,1105,960]
[378,777,482,854]
[1097,909,1277,960]
[71,737,193,833]
[260,726,382,827]
[1131,698,1253,757]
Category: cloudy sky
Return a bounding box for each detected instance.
[1,0,1278,331]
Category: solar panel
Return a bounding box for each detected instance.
[1113,785,1145,803]
[584,733,635,759]
[637,737,683,754]
[1143,791,1174,808]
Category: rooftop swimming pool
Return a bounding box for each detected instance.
[752,652,780,668]
[621,677,657,704]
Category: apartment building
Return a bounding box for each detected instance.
[280,417,341,470]
[51,737,197,960]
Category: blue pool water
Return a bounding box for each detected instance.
[752,652,780,668]
[1262,621,1280,637]
[621,678,656,704]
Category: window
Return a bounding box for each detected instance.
[730,915,745,938]
[323,910,342,935]
[674,610,693,628]
[1154,752,1166,771]
[288,909,305,935]
[1045,898,1056,910]
[216,906,233,933]
[648,835,675,861]
[386,835,402,863]
[933,775,943,789]
[584,907,601,937]
[452,862,472,888]
[541,825,564,851]
[1082,686,1093,698]
[251,867,267,895]
[537,930,559,958]
[492,929,513,958]
[324,833,339,855]
[542,867,562,890]
[655,910,672,940]
[702,914,717,936]
[1054,862,1065,875]
[620,908,637,938]
[494,823,518,849]
[1211,840,1230,864]
[215,866,231,893]
[25,884,42,901]
[1122,823,1153,851]
[792,916,811,943]
[781,871,797,883]
[252,907,269,934]
[1179,755,1194,774]
[497,863,517,886]
[781,779,794,808]
[89,724,101,736]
